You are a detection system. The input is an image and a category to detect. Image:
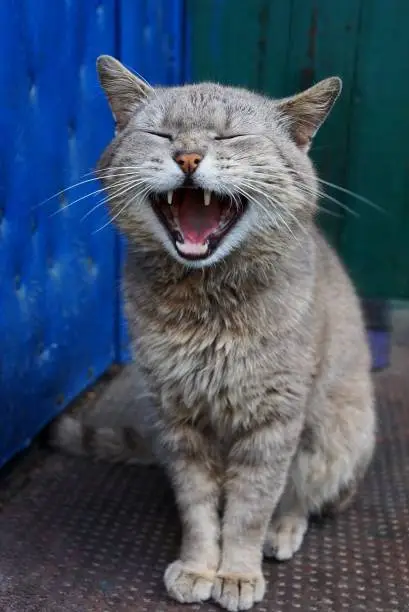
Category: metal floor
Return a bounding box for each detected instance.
[0,333,408,611]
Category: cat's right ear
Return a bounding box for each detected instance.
[276,77,342,152]
[96,55,151,130]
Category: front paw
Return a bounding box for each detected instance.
[164,560,215,604]
[212,572,266,611]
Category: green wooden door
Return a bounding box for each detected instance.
[185,0,409,299]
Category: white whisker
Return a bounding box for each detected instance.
[250,165,381,216]
[247,169,360,218]
[35,168,147,210]
[236,181,301,243]
[239,177,309,239]
[81,179,145,221]
[50,177,142,217]
[92,184,152,233]
[316,177,384,213]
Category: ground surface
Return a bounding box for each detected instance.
[0,318,408,612]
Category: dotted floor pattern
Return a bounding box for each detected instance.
[0,371,408,612]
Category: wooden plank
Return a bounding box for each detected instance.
[340,0,409,298]
[284,0,362,244]
[184,0,292,91]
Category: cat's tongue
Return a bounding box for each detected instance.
[176,190,220,245]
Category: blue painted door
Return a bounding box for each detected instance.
[0,0,183,468]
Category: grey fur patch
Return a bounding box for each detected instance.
[90,63,375,609]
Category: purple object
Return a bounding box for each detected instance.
[362,300,391,371]
[368,330,391,371]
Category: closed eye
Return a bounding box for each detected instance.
[214,134,253,141]
[142,130,173,141]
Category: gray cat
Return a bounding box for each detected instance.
[55,56,376,611]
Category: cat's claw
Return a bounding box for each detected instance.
[164,560,214,603]
[212,572,266,611]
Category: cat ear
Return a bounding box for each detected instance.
[277,77,342,151]
[96,55,152,130]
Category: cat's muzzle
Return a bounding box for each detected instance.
[150,187,247,260]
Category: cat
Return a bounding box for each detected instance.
[54,55,376,611]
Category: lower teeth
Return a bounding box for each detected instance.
[176,241,209,256]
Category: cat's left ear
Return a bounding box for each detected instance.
[96,55,152,130]
[276,77,342,151]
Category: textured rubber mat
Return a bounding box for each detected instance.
[0,368,408,611]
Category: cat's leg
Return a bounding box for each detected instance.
[263,480,308,561]
[161,422,221,604]
[264,388,376,562]
[263,451,363,562]
[213,416,303,611]
[264,449,370,561]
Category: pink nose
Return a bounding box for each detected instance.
[174,152,203,174]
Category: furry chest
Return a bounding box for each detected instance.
[139,324,262,425]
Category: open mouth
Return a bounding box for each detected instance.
[151,188,247,260]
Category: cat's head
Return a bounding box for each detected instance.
[96,55,341,268]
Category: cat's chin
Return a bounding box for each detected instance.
[150,187,247,262]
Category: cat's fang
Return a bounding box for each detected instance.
[204,190,211,207]
[167,190,173,205]
[176,240,209,256]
